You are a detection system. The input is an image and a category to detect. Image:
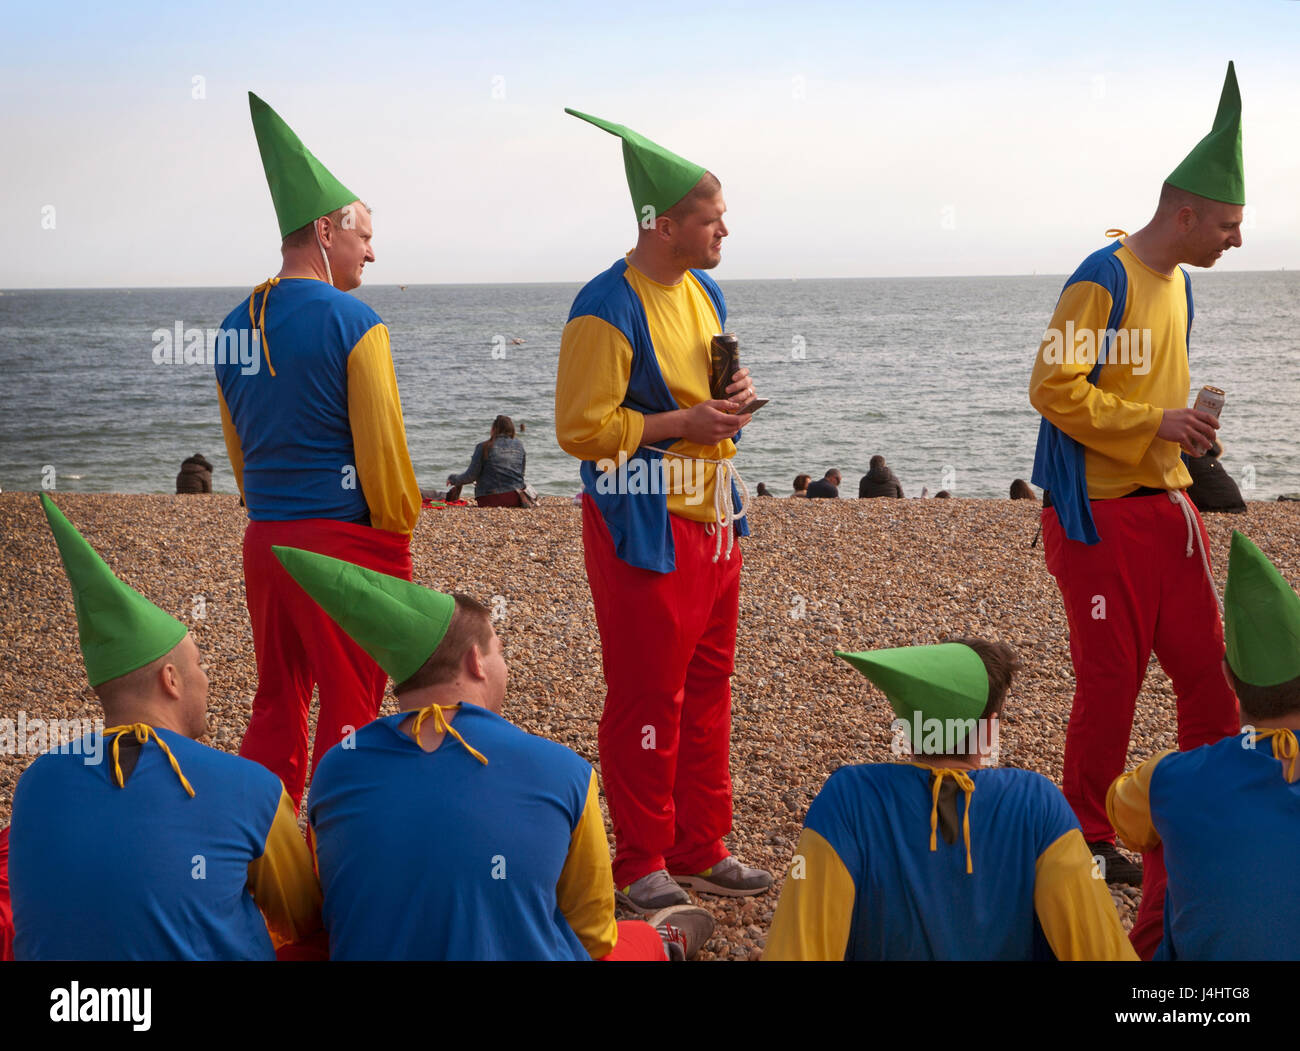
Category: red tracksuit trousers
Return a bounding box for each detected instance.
[239,518,413,811]
[1042,492,1239,959]
[582,495,739,889]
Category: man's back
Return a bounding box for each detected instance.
[216,278,388,524]
[10,731,284,960]
[308,706,597,960]
[1148,735,1300,960]
[768,763,1125,960]
[806,477,838,499]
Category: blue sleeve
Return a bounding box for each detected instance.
[449,442,485,486]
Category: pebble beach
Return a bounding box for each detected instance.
[3,492,1298,961]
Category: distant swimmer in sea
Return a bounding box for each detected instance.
[1010,479,1036,500]
[791,474,811,498]
[1028,63,1244,959]
[213,93,420,812]
[447,415,530,507]
[176,453,214,494]
[859,455,904,499]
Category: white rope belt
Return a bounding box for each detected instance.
[645,445,750,562]
[1169,489,1223,615]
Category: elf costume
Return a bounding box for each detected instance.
[1028,62,1244,956]
[1109,532,1300,959]
[274,546,668,960]
[765,644,1135,961]
[8,495,320,960]
[216,93,421,810]
[556,109,758,895]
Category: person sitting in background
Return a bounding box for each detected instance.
[176,453,213,494]
[1010,479,1036,500]
[859,455,904,499]
[1184,440,1245,513]
[791,474,811,498]
[757,483,773,497]
[765,639,1135,961]
[274,546,715,961]
[933,490,952,499]
[1108,531,1297,960]
[9,496,321,961]
[805,470,841,499]
[447,415,528,507]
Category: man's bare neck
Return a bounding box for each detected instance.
[626,246,688,286]
[1121,225,1180,277]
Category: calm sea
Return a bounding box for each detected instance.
[1,273,1297,500]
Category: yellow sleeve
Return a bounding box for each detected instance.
[763,828,855,961]
[1028,280,1164,465]
[555,315,646,463]
[1107,750,1173,854]
[1033,827,1138,961]
[554,771,618,959]
[216,382,246,503]
[347,323,421,535]
[247,789,324,950]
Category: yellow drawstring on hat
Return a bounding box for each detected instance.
[920,766,976,875]
[1252,727,1299,783]
[409,704,488,765]
[247,278,280,377]
[1105,229,1129,239]
[102,723,196,798]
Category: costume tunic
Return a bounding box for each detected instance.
[307,706,618,960]
[1109,730,1300,960]
[9,727,319,960]
[766,763,1135,960]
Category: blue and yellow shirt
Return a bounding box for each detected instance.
[216,277,420,534]
[307,705,618,961]
[9,726,320,960]
[1030,238,1195,542]
[556,256,749,572]
[766,763,1135,961]
[1108,729,1300,960]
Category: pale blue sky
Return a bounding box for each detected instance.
[3,0,1297,286]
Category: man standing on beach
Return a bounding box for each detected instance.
[555,109,771,912]
[1028,63,1244,957]
[215,93,421,810]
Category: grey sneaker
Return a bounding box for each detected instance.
[647,904,715,961]
[615,868,691,914]
[671,855,773,897]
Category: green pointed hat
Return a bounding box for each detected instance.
[39,494,189,688]
[1166,61,1244,206]
[249,92,360,240]
[836,643,989,745]
[1224,531,1300,687]
[272,546,455,685]
[565,108,708,222]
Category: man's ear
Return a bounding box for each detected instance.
[316,215,333,247]
[464,643,487,681]
[158,660,183,702]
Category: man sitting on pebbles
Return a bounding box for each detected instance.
[8,496,322,960]
[1108,532,1300,959]
[764,639,1136,960]
[273,546,715,961]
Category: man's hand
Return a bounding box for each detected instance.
[679,400,752,445]
[1158,408,1220,456]
[725,366,758,409]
